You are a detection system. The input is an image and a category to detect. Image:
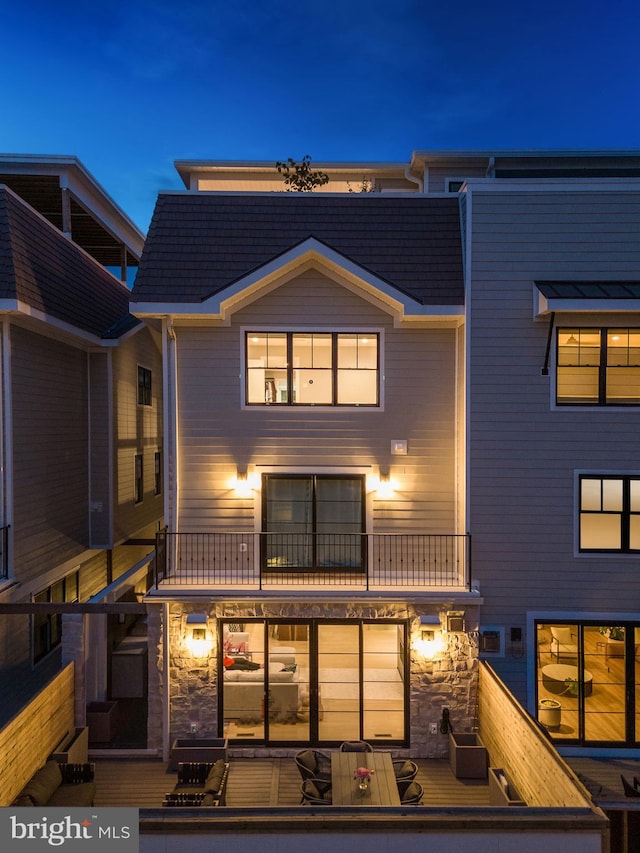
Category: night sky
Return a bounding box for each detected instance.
[3,0,639,230]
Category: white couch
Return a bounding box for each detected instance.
[223,664,299,722]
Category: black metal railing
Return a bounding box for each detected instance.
[154,530,470,590]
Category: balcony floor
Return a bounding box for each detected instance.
[92,756,491,808]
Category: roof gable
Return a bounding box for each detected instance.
[131,193,464,313]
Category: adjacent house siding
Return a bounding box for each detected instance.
[175,270,458,535]
[468,187,640,697]
[112,327,163,543]
[11,325,89,584]
[88,351,112,548]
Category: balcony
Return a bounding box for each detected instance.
[153,531,471,591]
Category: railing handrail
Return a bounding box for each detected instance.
[155,530,471,591]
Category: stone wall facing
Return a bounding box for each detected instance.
[161,600,480,758]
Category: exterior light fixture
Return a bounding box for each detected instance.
[185,613,211,657]
[234,467,253,497]
[415,614,444,660]
[376,470,394,498]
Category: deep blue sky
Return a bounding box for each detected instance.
[3,0,640,231]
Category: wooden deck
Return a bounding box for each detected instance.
[92,756,491,809]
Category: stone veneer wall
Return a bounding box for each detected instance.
[159,600,480,758]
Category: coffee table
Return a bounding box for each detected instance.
[541,663,593,696]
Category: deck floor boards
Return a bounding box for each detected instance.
[92,756,490,808]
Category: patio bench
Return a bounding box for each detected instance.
[163,759,229,807]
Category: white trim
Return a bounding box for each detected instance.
[130,238,464,326]
[0,299,124,347]
[466,177,640,193]
[535,287,640,317]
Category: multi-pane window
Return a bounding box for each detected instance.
[262,474,365,570]
[579,475,640,551]
[134,453,143,504]
[246,332,379,406]
[137,366,152,406]
[557,328,640,404]
[33,572,79,663]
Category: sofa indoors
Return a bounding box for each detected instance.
[223,649,299,722]
[13,761,96,807]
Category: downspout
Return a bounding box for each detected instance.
[404,165,424,193]
[2,318,12,559]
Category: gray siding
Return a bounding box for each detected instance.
[467,188,640,697]
[112,327,164,543]
[176,270,458,535]
[11,325,89,583]
[88,352,111,547]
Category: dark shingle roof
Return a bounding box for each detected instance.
[0,185,137,338]
[132,193,464,306]
[536,281,640,299]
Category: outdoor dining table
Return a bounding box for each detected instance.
[330,751,401,806]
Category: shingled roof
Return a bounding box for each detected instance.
[131,192,464,306]
[0,185,137,339]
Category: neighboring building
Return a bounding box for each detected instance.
[132,150,640,761]
[0,157,163,732]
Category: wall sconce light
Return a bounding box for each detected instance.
[376,470,394,499]
[234,467,253,498]
[415,614,445,660]
[446,611,465,633]
[185,613,212,657]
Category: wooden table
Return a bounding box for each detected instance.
[331,751,401,806]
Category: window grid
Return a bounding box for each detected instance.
[580,475,640,552]
[246,331,379,406]
[557,327,640,405]
[137,366,152,406]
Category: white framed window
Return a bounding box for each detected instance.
[245,331,380,407]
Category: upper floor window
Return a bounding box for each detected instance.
[557,328,640,405]
[137,366,152,406]
[579,475,640,551]
[33,572,78,663]
[246,332,379,406]
[134,453,143,504]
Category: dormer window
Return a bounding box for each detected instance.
[245,332,379,406]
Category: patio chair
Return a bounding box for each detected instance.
[301,777,333,805]
[295,748,332,782]
[397,780,423,804]
[340,740,373,753]
[549,626,578,663]
[392,759,418,782]
[621,775,640,798]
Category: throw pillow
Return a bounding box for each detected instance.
[227,658,260,671]
[223,657,235,668]
[283,663,297,673]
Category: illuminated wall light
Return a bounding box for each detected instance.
[414,615,445,660]
[376,471,394,498]
[185,613,212,657]
[235,467,254,497]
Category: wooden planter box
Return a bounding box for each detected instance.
[449,732,488,779]
[51,726,89,764]
[489,767,525,806]
[169,738,228,771]
[87,701,118,745]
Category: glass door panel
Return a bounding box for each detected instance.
[318,623,360,742]
[222,621,265,741]
[267,623,310,743]
[584,626,626,742]
[363,623,405,742]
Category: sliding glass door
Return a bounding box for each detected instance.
[221,619,407,747]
